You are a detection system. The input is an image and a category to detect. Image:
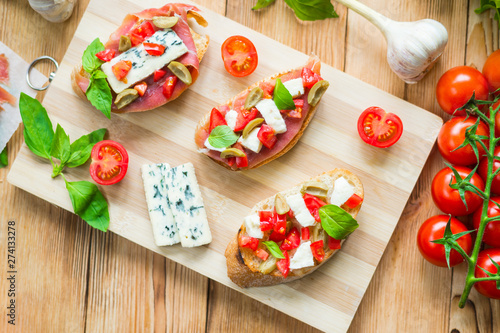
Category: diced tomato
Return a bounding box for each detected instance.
[236,154,248,168]
[273,213,287,235]
[301,67,322,89]
[301,227,310,241]
[209,108,227,132]
[276,251,290,278]
[294,99,304,108]
[134,82,147,96]
[129,21,156,46]
[227,157,236,167]
[260,82,275,98]
[234,107,259,132]
[280,227,300,251]
[143,42,166,56]
[257,124,277,149]
[255,248,269,261]
[328,236,341,250]
[95,49,115,62]
[310,240,325,262]
[239,235,259,251]
[345,193,363,209]
[259,211,275,231]
[269,231,286,242]
[112,60,132,81]
[303,193,327,222]
[162,76,178,99]
[154,69,167,82]
[288,209,295,219]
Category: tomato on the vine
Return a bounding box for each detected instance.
[436,66,489,116]
[437,116,489,166]
[482,50,500,93]
[221,36,258,77]
[357,106,403,148]
[90,140,129,185]
[431,166,484,216]
[474,248,500,299]
[478,146,500,195]
[417,215,473,267]
[472,197,500,247]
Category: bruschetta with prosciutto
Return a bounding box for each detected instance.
[195,56,329,170]
[71,3,209,115]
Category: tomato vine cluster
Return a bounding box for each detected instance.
[417,50,500,305]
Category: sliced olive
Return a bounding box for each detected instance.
[259,256,277,274]
[152,16,179,29]
[308,80,329,106]
[244,87,263,110]
[114,89,139,109]
[242,118,264,138]
[302,181,329,199]
[220,148,245,159]
[167,61,192,85]
[274,193,290,215]
[119,35,131,52]
[310,223,322,242]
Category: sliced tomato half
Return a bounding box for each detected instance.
[357,106,403,148]
[90,140,129,185]
[129,21,156,46]
[221,35,258,77]
[143,43,166,56]
[233,107,259,132]
[209,108,228,132]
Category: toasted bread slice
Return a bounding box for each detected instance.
[225,169,364,288]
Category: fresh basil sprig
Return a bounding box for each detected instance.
[253,0,338,21]
[0,146,7,168]
[208,125,239,148]
[475,1,500,29]
[19,93,110,231]
[319,204,359,239]
[262,240,285,259]
[273,78,295,110]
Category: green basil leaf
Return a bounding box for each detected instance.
[82,38,105,73]
[283,0,338,21]
[65,180,110,231]
[0,146,7,168]
[92,69,108,79]
[262,241,285,259]
[253,0,275,10]
[50,124,71,164]
[67,128,107,168]
[19,93,54,159]
[208,125,239,148]
[475,1,500,28]
[319,204,359,239]
[86,77,112,119]
[273,78,295,110]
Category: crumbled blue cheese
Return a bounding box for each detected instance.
[141,163,180,246]
[289,241,315,270]
[283,78,304,98]
[244,214,263,239]
[286,193,316,227]
[255,99,287,134]
[238,127,262,153]
[101,29,188,94]
[330,177,355,207]
[225,110,238,131]
[165,163,212,247]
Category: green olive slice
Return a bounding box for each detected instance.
[167,61,192,85]
[119,35,131,52]
[308,80,329,106]
[115,89,139,109]
[242,118,264,138]
[274,193,290,215]
[244,87,263,110]
[302,181,329,199]
[259,256,277,274]
[152,16,179,29]
[220,148,245,159]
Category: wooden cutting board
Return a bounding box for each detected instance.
[7,0,442,331]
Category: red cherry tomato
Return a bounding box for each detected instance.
[209,108,227,132]
[479,146,500,195]
[221,35,258,77]
[154,69,167,82]
[344,193,363,209]
[474,248,500,299]
[95,49,115,62]
[90,140,129,185]
[301,227,310,241]
[133,82,148,96]
[310,240,325,262]
[436,66,489,116]
[437,116,489,166]
[431,166,484,216]
[162,76,177,99]
[328,236,341,250]
[280,227,300,251]
[357,106,403,148]
[303,193,327,222]
[239,234,259,251]
[489,100,500,137]
[255,248,269,261]
[257,124,277,149]
[482,50,500,93]
[276,251,290,278]
[417,215,473,267]
[129,21,156,46]
[472,197,500,247]
[143,43,165,56]
[112,60,132,81]
[301,67,322,89]
[233,107,258,132]
[259,210,275,231]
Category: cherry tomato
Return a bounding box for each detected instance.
[239,235,259,251]
[431,166,484,216]
[95,49,115,62]
[129,21,156,46]
[280,227,300,251]
[90,140,129,186]
[490,100,500,137]
[134,82,147,96]
[474,248,500,299]
[259,210,275,231]
[301,67,322,89]
[273,213,287,236]
[255,248,269,261]
[154,69,167,82]
[233,107,258,132]
[437,116,489,166]
[310,240,325,262]
[232,142,248,168]
[162,76,177,99]
[112,60,132,81]
[276,251,290,278]
[436,66,489,116]
[301,227,310,241]
[357,106,403,148]
[303,193,327,222]
[221,35,258,77]
[257,124,277,149]
[345,193,363,209]
[328,236,341,250]
[482,50,500,93]
[417,215,473,267]
[479,146,500,195]
[143,43,165,56]
[209,108,227,132]
[472,197,500,247]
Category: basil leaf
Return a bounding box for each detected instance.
[262,241,285,259]
[273,78,295,110]
[67,128,107,168]
[475,1,500,29]
[19,93,54,159]
[86,77,112,119]
[82,38,105,73]
[65,180,110,231]
[92,69,107,79]
[283,0,338,21]
[208,125,239,148]
[253,0,275,10]
[0,146,7,168]
[319,204,359,239]
[50,124,71,164]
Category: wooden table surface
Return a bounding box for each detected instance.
[1,0,499,332]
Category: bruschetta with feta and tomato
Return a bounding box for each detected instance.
[71,3,209,114]
[195,55,329,170]
[225,169,363,288]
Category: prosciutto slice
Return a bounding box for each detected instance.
[0,54,9,85]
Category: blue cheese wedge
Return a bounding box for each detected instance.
[141,163,180,246]
[283,78,304,98]
[289,241,314,270]
[255,99,287,134]
[165,162,212,247]
[285,193,316,227]
[101,29,188,94]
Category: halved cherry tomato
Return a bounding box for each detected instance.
[472,197,500,247]
[345,193,363,209]
[303,193,327,222]
[474,248,500,299]
[221,35,258,77]
[129,21,156,46]
[259,211,275,231]
[357,106,403,148]
[301,67,322,89]
[233,107,259,132]
[255,248,269,261]
[134,82,147,96]
[95,49,115,62]
[273,213,287,236]
[154,69,167,82]
[209,108,227,132]
[162,76,178,99]
[269,231,286,243]
[143,42,165,56]
[310,240,325,262]
[276,251,290,277]
[257,124,277,149]
[280,227,300,251]
[112,60,132,81]
[479,146,500,195]
[239,234,259,251]
[483,50,500,93]
[232,142,248,168]
[90,140,129,186]
[301,227,310,241]
[328,236,341,250]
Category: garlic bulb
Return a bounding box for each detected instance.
[28,0,76,23]
[335,0,448,84]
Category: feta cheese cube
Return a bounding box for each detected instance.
[289,241,314,270]
[330,177,355,207]
[238,127,262,153]
[285,193,316,227]
[244,214,263,239]
[225,109,238,130]
[255,99,287,134]
[283,78,304,98]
